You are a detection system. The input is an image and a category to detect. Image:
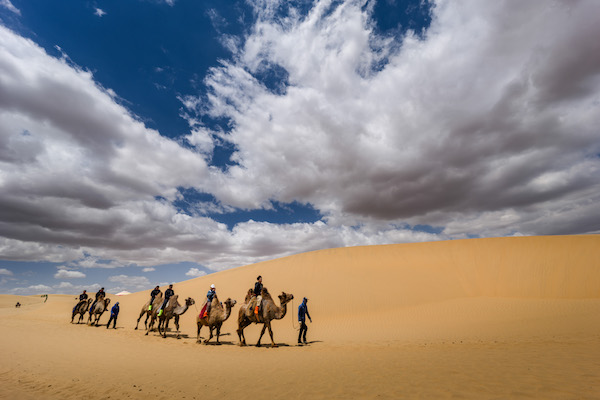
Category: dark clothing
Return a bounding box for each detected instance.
[107,304,119,329]
[110,304,120,317]
[79,293,88,301]
[90,290,104,312]
[254,282,263,296]
[161,288,174,310]
[298,302,311,322]
[298,321,308,343]
[150,288,161,306]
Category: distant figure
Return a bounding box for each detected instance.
[79,290,88,301]
[158,284,174,317]
[15,302,21,308]
[253,275,263,315]
[298,297,312,345]
[148,286,161,310]
[90,287,105,313]
[106,302,120,329]
[203,284,217,318]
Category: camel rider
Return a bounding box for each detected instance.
[107,302,119,329]
[204,284,216,318]
[253,275,263,315]
[148,286,161,310]
[298,297,312,345]
[73,290,88,313]
[158,284,174,317]
[90,287,105,313]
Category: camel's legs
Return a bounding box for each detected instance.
[216,324,222,344]
[237,318,251,346]
[135,310,146,330]
[257,324,268,347]
[205,327,214,344]
[197,323,202,343]
[266,321,277,347]
[174,316,180,339]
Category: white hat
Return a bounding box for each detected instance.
[210,284,215,289]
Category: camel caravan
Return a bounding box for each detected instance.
[70,276,304,347]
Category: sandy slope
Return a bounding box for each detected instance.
[1,235,599,399]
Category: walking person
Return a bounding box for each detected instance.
[106,302,120,329]
[298,297,312,345]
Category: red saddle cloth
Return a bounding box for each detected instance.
[199,303,208,319]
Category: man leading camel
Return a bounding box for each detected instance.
[298,297,312,345]
[158,284,174,317]
[106,302,119,329]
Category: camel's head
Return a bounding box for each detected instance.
[279,292,294,304]
[224,298,237,308]
[104,298,111,307]
[185,297,195,306]
[244,289,254,303]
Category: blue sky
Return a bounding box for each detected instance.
[1,0,599,295]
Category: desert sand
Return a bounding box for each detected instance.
[1,235,599,399]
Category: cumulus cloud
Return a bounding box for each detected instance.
[185,268,206,277]
[142,267,156,272]
[1,0,600,278]
[54,268,86,279]
[108,275,150,289]
[0,268,13,276]
[94,8,106,17]
[186,0,600,237]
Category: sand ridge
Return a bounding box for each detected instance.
[1,235,599,399]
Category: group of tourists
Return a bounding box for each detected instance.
[77,288,120,329]
[75,275,313,344]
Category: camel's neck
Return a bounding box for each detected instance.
[174,302,189,315]
[274,301,288,320]
[223,304,232,321]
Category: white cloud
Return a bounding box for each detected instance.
[108,275,150,289]
[0,268,13,276]
[184,0,600,238]
[0,0,20,15]
[185,268,206,277]
[54,268,86,279]
[94,8,106,17]
[1,1,600,277]
[142,267,156,272]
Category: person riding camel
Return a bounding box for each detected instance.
[79,290,88,301]
[253,276,263,316]
[158,284,174,317]
[203,284,217,318]
[89,288,105,313]
[148,286,161,310]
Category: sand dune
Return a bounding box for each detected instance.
[1,235,599,399]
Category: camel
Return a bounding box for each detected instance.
[71,298,92,324]
[237,288,293,347]
[135,293,164,330]
[196,296,237,345]
[156,295,195,339]
[88,294,111,326]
